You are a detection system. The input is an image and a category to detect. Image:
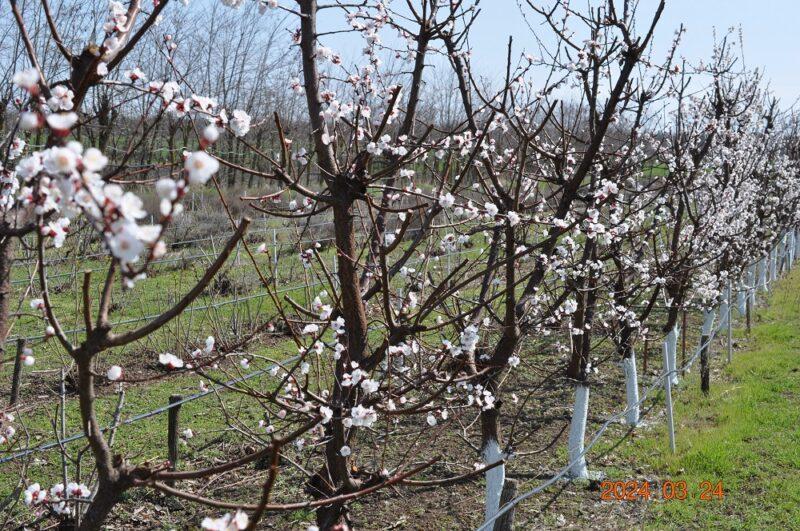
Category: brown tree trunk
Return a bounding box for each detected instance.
[296,3,367,526]
[745,296,752,334]
[0,236,15,348]
[76,357,127,529]
[78,478,123,531]
[567,247,598,381]
[700,334,710,395]
[312,201,370,529]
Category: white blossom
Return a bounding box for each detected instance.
[201,511,249,530]
[230,110,251,137]
[107,365,123,381]
[159,353,184,369]
[439,193,455,209]
[13,68,39,92]
[185,151,220,185]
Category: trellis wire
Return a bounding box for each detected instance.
[5,236,460,345]
[0,235,488,462]
[5,219,794,521]
[0,354,302,465]
[1,244,786,470]
[12,220,336,269]
[12,222,426,285]
[478,238,795,530]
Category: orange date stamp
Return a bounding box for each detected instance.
[599,480,724,501]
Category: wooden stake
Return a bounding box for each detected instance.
[700,334,710,396]
[681,311,687,376]
[493,479,518,531]
[9,339,25,406]
[727,288,733,364]
[746,295,752,335]
[167,395,183,480]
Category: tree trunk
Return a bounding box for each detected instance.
[480,397,506,522]
[700,339,710,395]
[0,237,15,349]
[567,383,590,478]
[622,350,640,427]
[493,478,518,531]
[699,310,715,396]
[666,326,679,385]
[480,227,519,521]
[76,357,126,529]
[746,294,752,335]
[294,2,366,525]
[78,478,122,531]
[309,201,368,530]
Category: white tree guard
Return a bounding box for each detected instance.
[736,287,746,315]
[702,309,716,337]
[567,384,590,479]
[482,439,506,523]
[769,247,778,283]
[759,258,769,292]
[623,354,640,426]
[718,284,730,330]
[666,326,679,385]
[794,229,800,262]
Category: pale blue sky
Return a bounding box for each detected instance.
[465,1,799,105]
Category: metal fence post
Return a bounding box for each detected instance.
[662,340,676,453]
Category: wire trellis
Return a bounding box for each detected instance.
[478,240,797,530]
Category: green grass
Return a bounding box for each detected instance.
[12,213,797,528]
[0,225,492,505]
[619,269,800,529]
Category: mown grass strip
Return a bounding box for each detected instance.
[619,269,800,529]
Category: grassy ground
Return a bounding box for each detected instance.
[612,269,800,529]
[0,219,493,527]
[4,214,798,528]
